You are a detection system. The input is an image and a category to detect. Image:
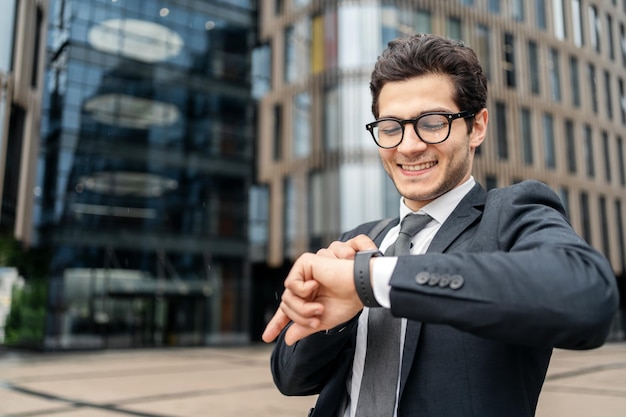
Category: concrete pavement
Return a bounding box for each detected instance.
[0,342,625,417]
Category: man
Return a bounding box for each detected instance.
[262,34,619,417]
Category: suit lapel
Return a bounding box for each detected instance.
[398,183,486,399]
[427,183,485,253]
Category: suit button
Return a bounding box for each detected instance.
[449,275,464,289]
[438,275,451,287]
[415,271,429,285]
[428,274,440,286]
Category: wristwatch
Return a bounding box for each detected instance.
[354,249,383,307]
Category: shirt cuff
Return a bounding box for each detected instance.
[371,257,398,308]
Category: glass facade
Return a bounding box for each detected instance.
[36,0,256,349]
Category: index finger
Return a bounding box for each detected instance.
[343,234,378,252]
[261,308,290,343]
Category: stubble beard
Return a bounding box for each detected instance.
[386,142,472,206]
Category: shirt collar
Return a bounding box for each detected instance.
[399,176,476,225]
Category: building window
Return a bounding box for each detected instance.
[619,21,626,67]
[589,4,601,54]
[416,9,432,33]
[249,186,269,251]
[495,101,508,160]
[549,48,561,101]
[382,6,400,45]
[615,199,626,272]
[293,92,311,158]
[604,71,613,120]
[31,7,44,88]
[284,20,311,83]
[587,63,598,114]
[579,192,591,243]
[558,186,570,218]
[273,104,283,161]
[543,113,556,169]
[617,77,626,124]
[520,107,533,165]
[486,174,498,190]
[607,14,615,61]
[535,0,547,29]
[324,86,339,150]
[275,0,283,15]
[308,171,324,250]
[293,0,311,9]
[512,0,524,21]
[284,26,296,82]
[618,136,625,186]
[572,0,584,47]
[528,41,540,94]
[475,25,491,81]
[503,32,516,88]
[569,56,581,107]
[599,196,610,257]
[311,14,324,75]
[584,125,595,178]
[0,106,25,232]
[252,44,271,99]
[553,0,566,40]
[283,177,296,256]
[323,10,338,71]
[446,17,462,40]
[565,119,577,174]
[488,0,501,13]
[602,132,612,183]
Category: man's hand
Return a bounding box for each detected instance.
[262,235,378,345]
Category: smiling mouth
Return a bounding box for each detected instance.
[401,161,437,171]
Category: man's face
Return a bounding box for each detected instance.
[376,74,487,211]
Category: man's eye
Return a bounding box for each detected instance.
[379,124,402,135]
[419,119,447,131]
[423,123,444,130]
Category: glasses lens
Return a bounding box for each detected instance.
[416,114,451,143]
[374,119,403,147]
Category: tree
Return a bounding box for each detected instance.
[1,235,50,348]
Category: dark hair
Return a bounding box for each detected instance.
[370,33,487,130]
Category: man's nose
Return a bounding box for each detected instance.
[397,123,428,153]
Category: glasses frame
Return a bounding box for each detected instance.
[365,110,475,148]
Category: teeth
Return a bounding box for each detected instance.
[402,161,436,171]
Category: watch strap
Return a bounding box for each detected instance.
[354,249,383,307]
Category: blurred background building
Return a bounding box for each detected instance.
[1,0,257,349]
[0,0,624,349]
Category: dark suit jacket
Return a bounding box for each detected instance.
[270,181,619,417]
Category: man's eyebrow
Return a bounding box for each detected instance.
[378,108,454,119]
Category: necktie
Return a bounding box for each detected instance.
[355,213,432,417]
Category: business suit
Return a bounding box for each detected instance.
[270,180,619,417]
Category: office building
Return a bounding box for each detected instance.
[1,0,258,349]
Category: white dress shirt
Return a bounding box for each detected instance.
[344,177,476,417]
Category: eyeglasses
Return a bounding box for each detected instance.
[365,111,475,148]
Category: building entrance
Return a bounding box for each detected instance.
[96,293,208,348]
[58,268,213,349]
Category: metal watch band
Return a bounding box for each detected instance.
[354,249,383,307]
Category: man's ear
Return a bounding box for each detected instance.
[469,108,488,149]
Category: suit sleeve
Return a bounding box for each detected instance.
[388,180,619,350]
[270,317,357,396]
